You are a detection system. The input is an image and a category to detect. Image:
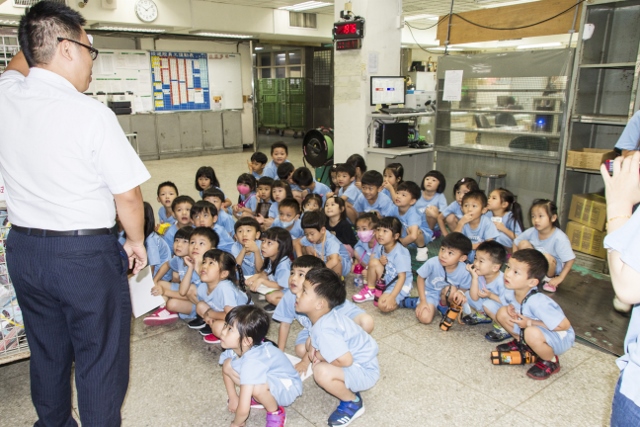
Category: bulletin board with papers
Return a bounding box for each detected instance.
[150,51,211,111]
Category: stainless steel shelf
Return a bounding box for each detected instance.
[443,127,561,138]
[579,62,636,69]
[571,114,629,125]
[439,108,562,115]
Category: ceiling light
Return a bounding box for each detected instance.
[190,31,252,39]
[478,0,539,9]
[279,2,333,12]
[254,46,264,51]
[91,24,166,33]
[516,42,562,49]
[431,47,463,51]
[404,14,439,22]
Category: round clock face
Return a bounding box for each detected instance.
[135,0,158,23]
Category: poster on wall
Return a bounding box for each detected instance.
[150,51,211,111]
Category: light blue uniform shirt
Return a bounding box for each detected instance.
[462,216,500,262]
[371,243,413,303]
[230,240,262,277]
[268,201,279,219]
[162,223,179,252]
[503,291,573,337]
[390,205,423,239]
[338,181,362,206]
[145,232,172,277]
[486,211,522,248]
[353,191,396,217]
[354,240,377,265]
[415,192,447,232]
[263,159,290,179]
[442,201,463,219]
[514,227,575,275]
[238,192,257,213]
[197,278,250,312]
[264,257,292,289]
[311,181,332,204]
[217,210,236,237]
[213,223,235,253]
[300,231,352,277]
[158,206,177,225]
[615,110,640,151]
[271,217,304,239]
[417,256,472,294]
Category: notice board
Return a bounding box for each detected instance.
[150,51,211,111]
[207,53,243,110]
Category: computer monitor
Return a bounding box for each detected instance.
[370,76,406,107]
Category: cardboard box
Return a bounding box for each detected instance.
[568,193,607,231]
[566,221,607,259]
[566,148,617,170]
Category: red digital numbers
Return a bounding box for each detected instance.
[334,21,362,39]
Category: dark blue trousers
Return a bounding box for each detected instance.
[6,231,131,427]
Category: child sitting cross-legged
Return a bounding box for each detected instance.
[271,198,304,239]
[454,190,500,262]
[495,249,575,380]
[230,217,263,277]
[296,268,380,427]
[191,200,235,253]
[352,213,379,287]
[292,166,332,204]
[203,188,235,236]
[163,195,195,250]
[390,181,432,259]
[219,305,302,427]
[264,180,294,229]
[156,181,178,227]
[247,151,268,179]
[352,170,396,217]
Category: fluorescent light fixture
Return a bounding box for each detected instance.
[430,47,463,51]
[279,2,333,12]
[516,42,562,49]
[191,31,252,39]
[91,24,166,33]
[254,46,264,51]
[479,0,539,8]
[404,14,439,21]
[0,19,19,25]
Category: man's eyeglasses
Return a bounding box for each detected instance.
[57,37,99,61]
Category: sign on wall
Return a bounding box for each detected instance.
[150,51,211,111]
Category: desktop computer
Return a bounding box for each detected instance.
[375,123,409,148]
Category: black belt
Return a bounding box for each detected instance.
[12,225,117,237]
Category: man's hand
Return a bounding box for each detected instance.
[123,241,147,274]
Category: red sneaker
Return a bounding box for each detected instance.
[143,307,178,326]
[203,333,221,344]
[526,356,560,380]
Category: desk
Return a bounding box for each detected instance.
[365,146,434,183]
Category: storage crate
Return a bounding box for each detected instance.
[566,148,617,170]
[284,78,306,104]
[286,103,306,129]
[259,102,286,128]
[568,193,607,231]
[566,221,607,259]
[258,78,284,96]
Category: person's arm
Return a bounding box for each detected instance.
[153,261,171,283]
[437,213,449,237]
[231,384,253,427]
[548,259,574,286]
[277,322,291,351]
[179,260,195,296]
[6,51,29,76]
[114,186,147,274]
[399,225,419,246]
[467,265,480,301]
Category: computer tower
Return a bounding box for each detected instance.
[375,123,409,148]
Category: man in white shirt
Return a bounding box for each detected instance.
[0,3,149,426]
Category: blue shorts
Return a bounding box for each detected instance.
[424,287,443,307]
[343,359,380,393]
[482,299,502,316]
[465,291,486,312]
[341,257,353,278]
[384,282,412,305]
[535,326,575,356]
[267,375,303,407]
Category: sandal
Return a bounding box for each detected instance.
[542,282,557,293]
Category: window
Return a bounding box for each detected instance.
[256,49,305,79]
[289,12,317,28]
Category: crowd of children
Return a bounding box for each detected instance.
[138,141,576,427]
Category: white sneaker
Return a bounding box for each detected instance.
[416,246,429,262]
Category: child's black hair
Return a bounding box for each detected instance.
[383,163,404,183]
[277,162,295,180]
[291,255,326,270]
[300,210,326,231]
[356,212,380,228]
[224,305,270,353]
[377,216,402,236]
[361,170,384,188]
[260,227,294,276]
[422,170,446,194]
[202,249,248,298]
[302,193,323,211]
[278,198,301,216]
[441,232,472,256]
[257,176,275,188]
[250,151,268,165]
[233,216,261,234]
[305,268,346,310]
[325,196,347,222]
[292,167,314,187]
[237,173,257,190]
[202,187,226,202]
[492,188,524,233]
[142,201,155,240]
[191,227,220,249]
[271,142,288,155]
[190,200,218,219]
[171,195,195,212]
[510,249,549,285]
[476,241,507,266]
[462,190,488,207]
[345,154,367,176]
[396,181,421,201]
[175,226,194,241]
[334,163,356,178]
[271,180,294,201]
[195,166,220,191]
[530,199,561,228]
[157,181,178,196]
[453,177,479,197]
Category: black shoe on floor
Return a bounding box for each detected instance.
[188,316,206,330]
[199,325,212,336]
[263,303,277,314]
[485,328,512,342]
[526,357,560,380]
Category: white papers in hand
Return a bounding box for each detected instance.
[128,266,165,317]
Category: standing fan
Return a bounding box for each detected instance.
[302,127,334,185]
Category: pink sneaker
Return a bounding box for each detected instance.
[203,333,221,344]
[143,307,178,326]
[266,406,286,427]
[251,398,264,409]
[352,287,374,303]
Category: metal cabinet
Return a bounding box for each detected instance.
[222,111,242,148]
[202,111,224,150]
[179,112,204,152]
[156,114,181,154]
[130,114,159,159]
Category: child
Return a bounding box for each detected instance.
[264,180,294,229]
[191,200,235,253]
[248,151,268,179]
[231,217,263,277]
[275,257,375,375]
[263,142,290,179]
[296,268,379,427]
[495,249,574,380]
[163,195,195,250]
[353,213,379,280]
[219,306,302,427]
[271,198,304,239]
[390,181,431,257]
[487,188,524,250]
[195,166,227,206]
[333,163,361,206]
[438,177,480,236]
[381,163,404,201]
[407,232,472,325]
[296,211,352,278]
[142,202,172,276]
[292,166,332,204]
[246,227,293,312]
[513,199,575,293]
[233,173,258,218]
[197,249,252,344]
[255,176,274,221]
[455,190,499,262]
[302,193,323,214]
[277,162,304,205]
[352,170,396,217]
[329,165,339,192]
[325,196,357,250]
[464,240,507,326]
[156,181,178,226]
[353,217,413,313]
[414,171,448,241]
[202,188,235,236]
[346,153,367,188]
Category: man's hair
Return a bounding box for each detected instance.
[462,190,488,208]
[271,142,288,155]
[300,210,326,231]
[251,151,268,164]
[511,249,549,285]
[476,240,507,266]
[157,181,178,196]
[234,216,261,234]
[174,226,194,241]
[334,163,356,178]
[277,162,295,180]
[257,176,275,187]
[191,227,219,248]
[190,200,218,219]
[171,195,195,211]
[422,170,446,194]
[202,188,225,202]
[279,198,301,216]
[292,255,326,270]
[396,181,421,201]
[292,167,314,187]
[361,170,384,188]
[305,268,346,310]
[19,1,86,67]
[441,232,472,256]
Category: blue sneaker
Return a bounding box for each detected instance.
[328,393,365,426]
[437,304,448,316]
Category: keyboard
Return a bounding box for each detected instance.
[379,107,417,115]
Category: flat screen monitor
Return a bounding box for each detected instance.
[370,76,406,107]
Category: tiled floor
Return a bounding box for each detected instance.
[0,139,621,426]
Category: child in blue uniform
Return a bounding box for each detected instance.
[263,142,290,179]
[141,202,171,276]
[219,305,302,427]
[414,170,448,240]
[231,217,263,277]
[353,213,379,275]
[455,190,500,262]
[163,195,195,250]
[296,268,379,427]
[248,151,268,179]
[156,181,178,226]
[381,163,403,201]
[352,170,396,217]
[191,200,235,253]
[296,211,352,277]
[202,188,235,236]
[233,173,258,219]
[513,199,575,293]
[264,180,294,229]
[270,198,304,239]
[438,177,479,237]
[292,166,332,204]
[390,181,432,255]
[486,188,524,250]
[463,240,506,326]
[495,249,574,380]
[331,163,361,223]
[277,162,304,205]
[408,232,472,325]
